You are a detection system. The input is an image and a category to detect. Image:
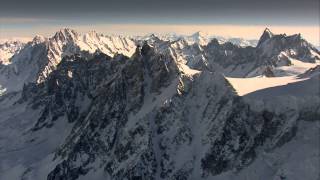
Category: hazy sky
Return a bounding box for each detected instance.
[0,0,319,44]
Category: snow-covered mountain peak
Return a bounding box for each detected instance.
[158,32,181,41]
[0,40,26,65]
[135,32,259,48]
[84,30,101,39]
[191,31,208,37]
[186,31,209,45]
[149,33,157,38]
[0,40,24,47]
[32,35,46,44]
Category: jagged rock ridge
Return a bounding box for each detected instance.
[0,28,136,93]
[138,28,320,77]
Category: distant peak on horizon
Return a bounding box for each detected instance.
[191,31,208,37]
[1,27,319,46]
[263,28,273,34]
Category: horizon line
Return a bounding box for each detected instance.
[1,24,319,46]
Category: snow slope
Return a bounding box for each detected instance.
[227,76,310,96]
[273,59,320,76]
[0,92,74,180]
[227,62,320,97]
[245,74,319,99]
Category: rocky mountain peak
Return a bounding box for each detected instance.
[206,38,220,50]
[256,30,320,63]
[263,27,273,34]
[149,33,157,38]
[84,30,102,40]
[53,28,79,42]
[257,28,274,47]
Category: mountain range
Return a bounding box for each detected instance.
[0,28,319,180]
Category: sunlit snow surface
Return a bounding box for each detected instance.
[227,76,308,96]
[227,60,320,96]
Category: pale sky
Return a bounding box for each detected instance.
[0,0,319,45]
